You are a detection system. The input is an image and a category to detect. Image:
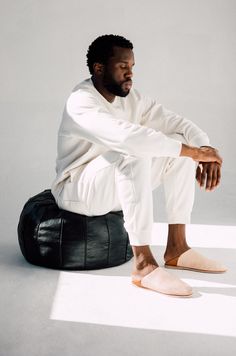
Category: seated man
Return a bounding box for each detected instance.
[51,34,227,297]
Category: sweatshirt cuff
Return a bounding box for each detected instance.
[164,138,182,157]
[190,133,210,147]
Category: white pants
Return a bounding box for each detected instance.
[56,134,196,246]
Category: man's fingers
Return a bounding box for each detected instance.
[198,162,222,191]
[205,165,213,190]
[210,164,221,190]
[210,165,218,190]
[206,163,221,191]
[216,164,221,186]
[195,165,202,185]
[200,164,207,188]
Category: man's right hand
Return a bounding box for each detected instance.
[180,144,223,166]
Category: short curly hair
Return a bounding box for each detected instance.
[86,34,133,75]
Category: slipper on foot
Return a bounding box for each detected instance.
[164,248,227,273]
[131,267,193,297]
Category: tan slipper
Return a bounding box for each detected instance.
[131,267,193,297]
[165,248,227,273]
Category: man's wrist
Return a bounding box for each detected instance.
[180,143,198,160]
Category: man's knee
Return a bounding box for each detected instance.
[177,155,196,179]
[102,150,149,167]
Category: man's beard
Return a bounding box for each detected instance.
[102,69,130,97]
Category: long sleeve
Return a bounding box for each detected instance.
[140,95,210,147]
[66,91,182,158]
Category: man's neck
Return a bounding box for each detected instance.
[91,76,116,103]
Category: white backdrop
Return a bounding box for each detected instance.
[1,0,235,240]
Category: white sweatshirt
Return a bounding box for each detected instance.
[51,77,210,194]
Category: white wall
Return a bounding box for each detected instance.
[1,0,235,239]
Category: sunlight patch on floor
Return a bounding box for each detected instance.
[50,272,236,336]
[50,223,236,336]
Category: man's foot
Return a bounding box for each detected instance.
[131,244,159,279]
[164,248,227,273]
[131,263,159,281]
[131,266,193,297]
[131,244,192,296]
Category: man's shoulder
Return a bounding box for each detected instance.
[66,78,97,105]
[62,79,98,115]
[71,78,93,94]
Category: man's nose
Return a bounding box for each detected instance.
[125,68,133,78]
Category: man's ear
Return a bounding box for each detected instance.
[93,63,104,75]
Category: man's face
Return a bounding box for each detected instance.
[102,46,135,97]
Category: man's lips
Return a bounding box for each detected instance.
[123,80,132,89]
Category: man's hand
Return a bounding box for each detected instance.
[180,144,223,191]
[180,144,223,166]
[196,162,221,191]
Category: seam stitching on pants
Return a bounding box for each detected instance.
[130,161,138,204]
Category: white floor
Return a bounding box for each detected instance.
[50,224,236,337]
[1,222,236,356]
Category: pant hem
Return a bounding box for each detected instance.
[167,216,191,224]
[127,230,153,246]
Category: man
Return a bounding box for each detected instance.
[51,34,227,297]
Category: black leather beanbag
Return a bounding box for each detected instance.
[17,189,133,270]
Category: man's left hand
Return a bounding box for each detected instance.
[195,162,221,191]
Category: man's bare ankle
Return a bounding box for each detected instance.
[131,245,154,257]
[164,243,190,263]
[131,245,158,274]
[135,259,158,270]
[132,245,157,266]
[132,261,158,279]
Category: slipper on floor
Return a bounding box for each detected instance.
[164,248,227,273]
[131,267,193,297]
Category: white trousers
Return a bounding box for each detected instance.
[56,134,196,246]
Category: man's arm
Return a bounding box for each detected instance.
[140,95,210,147]
[139,94,222,190]
[66,91,183,159]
